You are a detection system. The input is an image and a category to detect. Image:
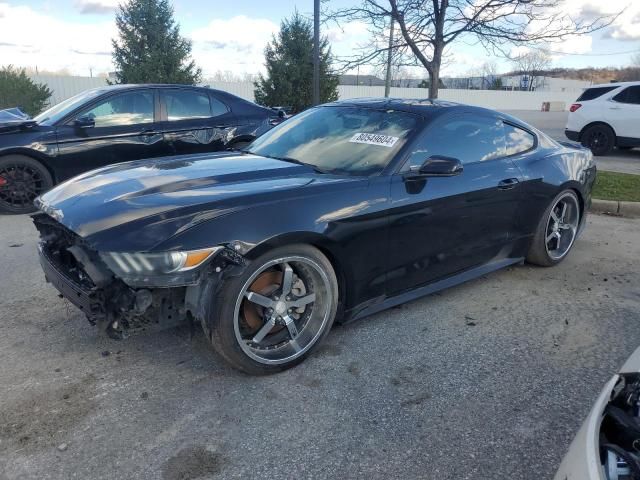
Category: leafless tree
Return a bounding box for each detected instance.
[617,53,640,82]
[479,61,499,89]
[510,49,551,91]
[372,64,418,87]
[324,0,618,98]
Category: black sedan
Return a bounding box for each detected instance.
[0,84,280,214]
[32,98,596,374]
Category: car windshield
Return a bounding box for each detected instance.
[246,106,420,175]
[34,88,107,126]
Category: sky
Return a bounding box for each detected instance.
[0,0,639,79]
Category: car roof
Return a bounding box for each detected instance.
[323,97,520,122]
[587,81,640,88]
[84,83,231,97]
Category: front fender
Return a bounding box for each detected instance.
[155,177,390,311]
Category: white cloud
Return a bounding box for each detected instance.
[75,0,120,15]
[2,0,634,81]
[439,44,493,76]
[0,3,115,74]
[0,6,280,77]
[561,0,640,41]
[190,15,279,77]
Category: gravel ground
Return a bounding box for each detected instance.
[1,212,639,480]
[503,110,640,175]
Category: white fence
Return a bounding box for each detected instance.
[31,74,108,106]
[339,85,578,111]
[29,75,581,111]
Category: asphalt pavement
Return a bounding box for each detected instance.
[1,212,639,479]
[504,110,640,175]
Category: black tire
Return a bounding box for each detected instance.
[581,124,614,156]
[204,244,338,375]
[0,155,53,214]
[526,190,581,267]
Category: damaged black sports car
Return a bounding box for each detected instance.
[0,84,280,214]
[33,98,596,374]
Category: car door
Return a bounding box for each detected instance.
[157,88,240,156]
[605,86,640,140]
[54,89,167,181]
[386,113,523,297]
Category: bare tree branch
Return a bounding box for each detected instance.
[510,49,552,90]
[324,0,620,98]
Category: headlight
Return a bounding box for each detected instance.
[100,247,222,287]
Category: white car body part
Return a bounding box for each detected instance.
[565,81,640,154]
[554,346,640,480]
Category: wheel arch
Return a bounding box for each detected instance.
[243,232,350,318]
[0,149,57,183]
[570,186,585,219]
[555,180,585,214]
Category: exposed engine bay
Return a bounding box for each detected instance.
[601,374,640,480]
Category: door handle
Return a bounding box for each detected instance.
[498,178,519,190]
[609,107,621,110]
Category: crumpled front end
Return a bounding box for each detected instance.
[33,213,192,338]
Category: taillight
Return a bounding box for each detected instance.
[569,103,582,112]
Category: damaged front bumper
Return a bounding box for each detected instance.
[33,213,243,339]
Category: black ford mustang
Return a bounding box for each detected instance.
[0,84,280,214]
[33,98,596,374]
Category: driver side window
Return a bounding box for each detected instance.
[76,91,154,127]
[405,114,505,169]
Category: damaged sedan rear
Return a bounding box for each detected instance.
[33,99,595,374]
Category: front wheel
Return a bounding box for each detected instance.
[526,190,581,267]
[205,244,338,375]
[0,155,53,214]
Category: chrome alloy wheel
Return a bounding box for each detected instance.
[545,192,580,261]
[233,256,333,365]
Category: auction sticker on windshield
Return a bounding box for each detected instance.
[349,132,399,148]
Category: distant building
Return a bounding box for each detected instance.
[439,75,590,92]
[339,74,386,86]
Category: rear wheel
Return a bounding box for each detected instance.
[0,155,53,214]
[526,190,581,267]
[205,244,338,375]
[581,124,614,156]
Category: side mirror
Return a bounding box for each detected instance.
[73,116,95,129]
[410,156,463,177]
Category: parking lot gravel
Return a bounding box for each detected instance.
[1,211,639,479]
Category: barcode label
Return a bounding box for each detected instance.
[349,132,399,148]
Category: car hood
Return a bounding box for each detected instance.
[36,152,329,246]
[0,120,39,134]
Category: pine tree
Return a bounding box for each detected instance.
[254,12,338,112]
[0,66,51,116]
[111,0,201,85]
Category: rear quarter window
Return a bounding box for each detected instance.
[576,86,617,101]
[504,123,535,155]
